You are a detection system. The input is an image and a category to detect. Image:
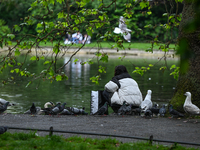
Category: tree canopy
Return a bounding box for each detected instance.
[2,0,200,111]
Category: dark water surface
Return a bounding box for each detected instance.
[0,54,178,114]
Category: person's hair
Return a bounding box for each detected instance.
[114,65,128,76]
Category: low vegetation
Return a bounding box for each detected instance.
[0,132,197,150]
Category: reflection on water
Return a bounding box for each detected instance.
[0,55,178,114]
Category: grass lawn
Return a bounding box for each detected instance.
[0,132,197,150]
[10,40,176,51]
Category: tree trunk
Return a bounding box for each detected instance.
[170,0,200,112]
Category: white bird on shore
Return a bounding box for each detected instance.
[140,90,153,112]
[113,16,132,42]
[184,92,200,115]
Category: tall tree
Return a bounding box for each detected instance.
[170,0,200,111]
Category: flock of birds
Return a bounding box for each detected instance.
[0,90,199,135]
[0,91,200,120]
[92,90,200,122]
[24,102,89,116]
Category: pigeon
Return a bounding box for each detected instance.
[184,92,200,115]
[41,102,61,115]
[0,102,9,114]
[0,126,8,134]
[58,103,66,113]
[140,90,153,112]
[159,104,166,117]
[41,102,56,115]
[113,16,132,42]
[150,104,160,116]
[117,101,127,115]
[30,103,37,115]
[125,104,133,115]
[132,107,141,116]
[48,103,61,115]
[67,107,88,115]
[60,108,74,115]
[0,98,15,106]
[144,109,152,118]
[169,104,184,118]
[93,102,108,115]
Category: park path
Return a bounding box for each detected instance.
[0,114,199,149]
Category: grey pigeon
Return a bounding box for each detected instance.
[144,109,152,118]
[132,107,141,116]
[30,103,37,115]
[118,101,127,115]
[58,103,66,113]
[0,126,8,134]
[0,102,9,114]
[159,104,166,117]
[93,102,108,115]
[150,104,160,116]
[125,104,133,115]
[60,108,74,115]
[49,103,61,115]
[184,92,200,115]
[0,98,14,106]
[169,104,184,118]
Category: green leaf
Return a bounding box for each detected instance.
[15,68,19,73]
[74,59,79,64]
[56,75,62,81]
[25,81,32,88]
[30,56,37,61]
[15,49,20,56]
[139,1,149,9]
[56,0,64,4]
[7,34,15,40]
[100,54,108,62]
[44,61,50,65]
[57,12,65,19]
[14,25,21,32]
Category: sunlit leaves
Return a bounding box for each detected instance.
[170,65,180,80]
[100,54,108,63]
[56,0,64,4]
[13,25,21,32]
[57,12,65,19]
[14,49,20,56]
[56,75,62,81]
[139,1,149,9]
[90,75,100,85]
[133,64,153,76]
[7,34,15,40]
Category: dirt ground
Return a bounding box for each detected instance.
[1,114,200,149]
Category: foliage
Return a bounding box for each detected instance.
[0,132,197,150]
[0,0,184,86]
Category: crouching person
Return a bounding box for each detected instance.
[102,65,143,113]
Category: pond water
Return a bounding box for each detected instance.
[0,54,178,114]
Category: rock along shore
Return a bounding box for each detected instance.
[1,114,199,148]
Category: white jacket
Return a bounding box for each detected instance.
[104,73,143,106]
